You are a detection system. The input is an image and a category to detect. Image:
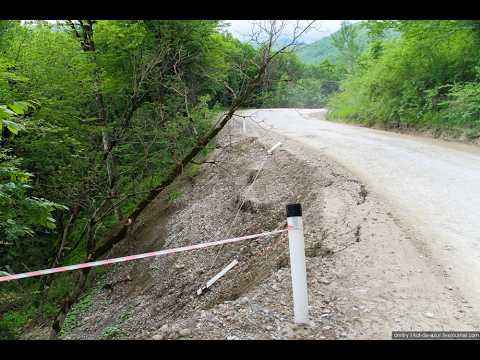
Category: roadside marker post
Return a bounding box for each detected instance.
[197,259,238,295]
[286,203,310,325]
[267,142,282,155]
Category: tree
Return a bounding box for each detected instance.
[48,19,315,338]
[328,20,480,136]
[331,21,362,73]
[0,67,67,272]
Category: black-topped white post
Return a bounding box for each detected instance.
[286,203,309,325]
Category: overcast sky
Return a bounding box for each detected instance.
[222,20,360,44]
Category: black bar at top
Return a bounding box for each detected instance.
[286,203,302,217]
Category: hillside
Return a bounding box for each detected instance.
[295,22,398,64]
[25,112,479,340]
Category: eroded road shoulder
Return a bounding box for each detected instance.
[239,110,480,338]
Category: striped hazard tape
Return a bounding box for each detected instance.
[0,227,292,283]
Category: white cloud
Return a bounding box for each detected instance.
[222,20,360,44]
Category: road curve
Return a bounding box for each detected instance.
[245,108,480,319]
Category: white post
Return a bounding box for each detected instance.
[196,259,238,295]
[286,203,309,325]
[242,118,246,133]
[267,142,282,155]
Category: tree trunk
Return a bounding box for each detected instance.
[49,25,270,337]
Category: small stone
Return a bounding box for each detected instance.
[152,334,164,340]
[239,297,249,304]
[179,329,192,337]
[170,324,180,334]
[425,312,434,318]
[175,264,185,270]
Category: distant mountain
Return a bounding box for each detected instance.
[273,36,305,49]
[295,22,399,65]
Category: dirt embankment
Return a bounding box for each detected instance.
[324,111,480,146]
[30,114,478,340]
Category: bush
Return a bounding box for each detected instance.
[441,81,480,130]
[327,21,480,138]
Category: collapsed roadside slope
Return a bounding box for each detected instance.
[53,114,478,340]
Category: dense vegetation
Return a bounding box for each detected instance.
[0,19,332,339]
[0,20,242,338]
[328,20,480,139]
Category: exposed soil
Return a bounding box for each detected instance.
[25,111,480,340]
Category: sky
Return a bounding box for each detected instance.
[223,20,360,44]
[37,20,357,45]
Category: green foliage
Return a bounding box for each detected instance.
[0,307,36,339]
[258,53,342,108]
[0,20,262,337]
[100,325,125,339]
[60,291,94,335]
[328,20,480,138]
[331,21,363,73]
[167,189,183,205]
[295,21,399,65]
[0,19,362,338]
[440,81,480,132]
[0,91,67,272]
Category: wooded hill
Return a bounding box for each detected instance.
[295,22,398,65]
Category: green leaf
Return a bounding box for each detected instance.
[8,101,31,115]
[0,105,15,119]
[2,120,25,135]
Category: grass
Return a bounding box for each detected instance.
[0,275,75,339]
[59,290,94,336]
[167,189,183,205]
[100,325,126,339]
[0,306,35,339]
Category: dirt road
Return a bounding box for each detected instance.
[242,108,480,333]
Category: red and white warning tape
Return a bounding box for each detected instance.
[0,227,291,283]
